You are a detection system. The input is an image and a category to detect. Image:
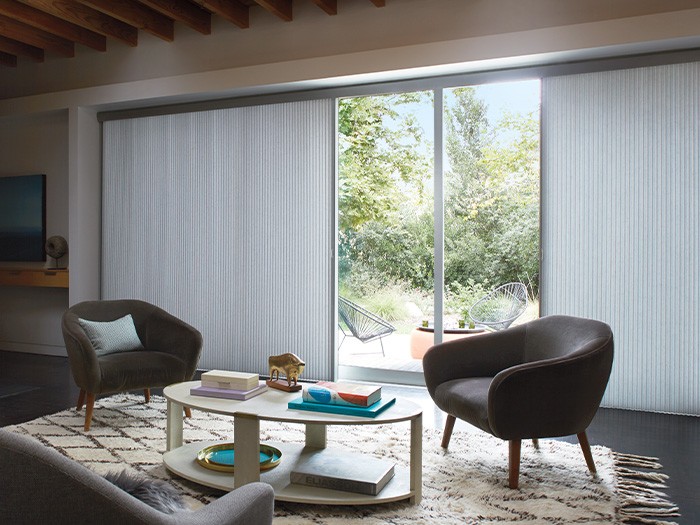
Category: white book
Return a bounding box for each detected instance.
[200,370,259,391]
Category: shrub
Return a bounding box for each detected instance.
[445,279,490,319]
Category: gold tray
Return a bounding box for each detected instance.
[196,443,282,473]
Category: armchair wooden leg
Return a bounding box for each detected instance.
[508,439,521,489]
[577,431,597,473]
[144,388,151,403]
[441,414,456,448]
[84,393,96,431]
[76,389,86,411]
[184,407,192,418]
[532,438,539,449]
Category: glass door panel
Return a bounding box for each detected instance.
[337,91,434,384]
[443,80,541,331]
[336,79,541,386]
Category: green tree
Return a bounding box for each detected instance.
[477,112,540,288]
[338,93,432,233]
[338,93,433,288]
[338,87,540,310]
[443,88,540,291]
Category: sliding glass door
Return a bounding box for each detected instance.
[337,91,434,383]
[337,80,540,385]
[443,80,540,332]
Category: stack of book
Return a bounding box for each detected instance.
[287,381,395,417]
[190,370,268,400]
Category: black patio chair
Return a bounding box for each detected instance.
[468,282,528,331]
[338,296,396,356]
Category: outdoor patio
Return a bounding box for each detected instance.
[337,301,540,386]
[338,332,419,371]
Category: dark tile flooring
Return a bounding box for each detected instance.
[1,350,698,524]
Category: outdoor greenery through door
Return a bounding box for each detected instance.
[337,80,541,379]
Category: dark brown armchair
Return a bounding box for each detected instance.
[62,300,203,431]
[423,315,613,489]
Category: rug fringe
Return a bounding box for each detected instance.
[615,453,665,470]
[616,466,669,484]
[613,452,680,525]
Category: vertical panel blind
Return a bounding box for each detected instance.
[542,62,700,414]
[102,100,335,380]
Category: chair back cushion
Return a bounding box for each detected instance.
[487,315,614,439]
[522,315,612,363]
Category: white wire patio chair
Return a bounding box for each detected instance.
[338,296,396,357]
[468,282,529,331]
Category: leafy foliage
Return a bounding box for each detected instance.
[338,93,432,233]
[338,87,540,315]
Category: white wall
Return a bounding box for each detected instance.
[0,111,69,356]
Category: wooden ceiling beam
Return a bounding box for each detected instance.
[0,34,44,61]
[0,14,74,57]
[196,0,248,29]
[19,0,138,47]
[311,0,336,16]
[0,49,17,66]
[77,0,174,41]
[254,0,292,22]
[369,0,385,6]
[137,0,211,35]
[0,0,105,51]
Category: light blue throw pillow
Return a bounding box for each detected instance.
[78,314,145,356]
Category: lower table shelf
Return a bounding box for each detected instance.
[164,440,412,505]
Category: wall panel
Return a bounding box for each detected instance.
[103,100,334,379]
[542,62,700,414]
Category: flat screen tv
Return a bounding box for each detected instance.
[0,174,47,262]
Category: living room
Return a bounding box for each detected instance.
[1,1,699,523]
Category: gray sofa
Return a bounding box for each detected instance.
[0,429,275,525]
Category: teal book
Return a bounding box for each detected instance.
[288,396,396,418]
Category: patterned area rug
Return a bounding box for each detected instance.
[6,394,679,524]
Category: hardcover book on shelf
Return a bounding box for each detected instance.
[302,381,381,407]
[287,396,395,418]
[290,449,395,495]
[200,370,259,391]
[190,382,268,401]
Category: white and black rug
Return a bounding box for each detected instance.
[6,394,679,524]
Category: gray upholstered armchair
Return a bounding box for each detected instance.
[0,429,274,525]
[62,300,203,430]
[423,315,613,489]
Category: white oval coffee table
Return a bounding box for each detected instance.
[163,381,423,505]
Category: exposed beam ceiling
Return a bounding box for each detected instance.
[20,0,139,46]
[196,0,249,29]
[311,0,336,16]
[0,0,105,50]
[0,0,385,67]
[0,12,74,56]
